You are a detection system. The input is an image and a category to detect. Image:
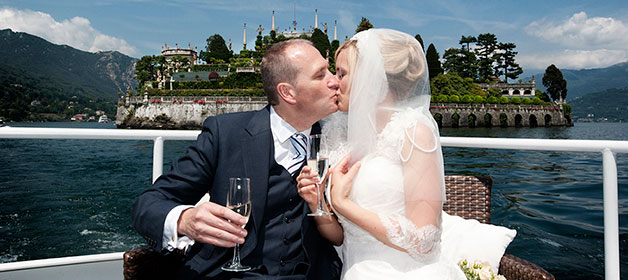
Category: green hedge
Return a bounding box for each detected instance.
[192,64,229,72]
[165,72,262,90]
[146,88,265,97]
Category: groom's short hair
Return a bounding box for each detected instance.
[262,39,314,105]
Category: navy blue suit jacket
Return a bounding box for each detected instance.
[131,105,341,279]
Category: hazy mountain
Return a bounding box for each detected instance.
[526,61,628,101]
[569,88,628,122]
[0,28,137,101]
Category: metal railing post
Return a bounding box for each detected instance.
[152,137,164,183]
[602,148,620,280]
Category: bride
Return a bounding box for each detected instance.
[297,29,466,279]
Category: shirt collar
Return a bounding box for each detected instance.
[270,106,312,143]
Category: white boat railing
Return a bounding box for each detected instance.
[0,126,626,279]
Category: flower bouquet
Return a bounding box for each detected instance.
[458,259,506,280]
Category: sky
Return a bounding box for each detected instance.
[1,0,628,76]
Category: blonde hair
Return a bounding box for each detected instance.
[336,37,425,102]
[380,36,425,101]
[335,40,358,96]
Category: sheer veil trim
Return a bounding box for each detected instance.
[378,213,442,263]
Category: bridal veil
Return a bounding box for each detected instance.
[324,28,446,261]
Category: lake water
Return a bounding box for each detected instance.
[0,121,626,279]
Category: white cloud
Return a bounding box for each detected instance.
[0,7,137,56]
[525,12,628,48]
[517,49,628,70]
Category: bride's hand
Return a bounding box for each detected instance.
[296,166,320,208]
[330,155,361,211]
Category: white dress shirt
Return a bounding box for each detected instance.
[161,106,311,250]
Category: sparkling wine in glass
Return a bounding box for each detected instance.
[307,134,333,216]
[221,177,252,272]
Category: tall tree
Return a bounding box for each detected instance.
[426,43,443,81]
[542,64,568,103]
[355,17,373,33]
[135,55,155,90]
[199,34,232,63]
[310,28,330,58]
[415,34,424,51]
[475,33,498,82]
[459,35,477,51]
[495,42,523,83]
[442,47,478,80]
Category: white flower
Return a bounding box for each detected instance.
[458,259,507,280]
[477,268,493,280]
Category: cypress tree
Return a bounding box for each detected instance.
[426,43,443,81]
[542,64,568,102]
[414,34,424,51]
[310,28,330,58]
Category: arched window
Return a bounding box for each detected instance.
[434,113,443,128]
[529,114,538,127]
[499,113,508,127]
[515,114,523,127]
[468,114,477,128]
[545,114,552,127]
[451,113,460,128]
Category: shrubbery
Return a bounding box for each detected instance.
[146,88,265,97]
[191,64,229,72]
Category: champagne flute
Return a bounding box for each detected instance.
[221,177,252,272]
[307,134,333,216]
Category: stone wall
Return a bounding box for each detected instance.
[430,103,572,127]
[116,95,267,129]
[116,96,572,129]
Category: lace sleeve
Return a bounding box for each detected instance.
[378,213,441,262]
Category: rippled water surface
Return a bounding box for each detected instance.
[0,122,626,279]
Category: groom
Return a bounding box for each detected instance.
[131,39,341,279]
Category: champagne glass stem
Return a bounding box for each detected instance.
[316,183,325,212]
[232,243,241,266]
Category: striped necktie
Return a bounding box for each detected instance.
[287,133,307,175]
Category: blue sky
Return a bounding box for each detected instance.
[1,0,628,76]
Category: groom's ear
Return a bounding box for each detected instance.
[277,83,297,105]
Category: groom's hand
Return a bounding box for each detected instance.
[177,202,248,247]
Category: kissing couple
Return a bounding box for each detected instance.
[132,28,466,279]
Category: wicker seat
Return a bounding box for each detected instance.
[124,175,555,280]
[443,175,554,280]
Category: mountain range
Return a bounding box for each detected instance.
[569,88,628,122]
[0,29,138,121]
[527,61,628,101]
[0,29,137,101]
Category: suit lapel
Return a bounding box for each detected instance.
[240,106,271,256]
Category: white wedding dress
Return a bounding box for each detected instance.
[330,109,466,280]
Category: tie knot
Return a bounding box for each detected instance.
[291,133,306,144]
